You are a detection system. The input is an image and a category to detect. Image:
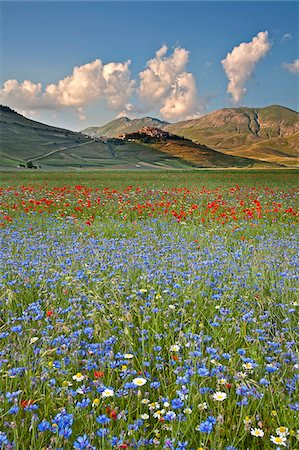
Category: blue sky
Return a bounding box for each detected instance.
[1,1,298,130]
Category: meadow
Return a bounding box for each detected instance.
[0,169,298,450]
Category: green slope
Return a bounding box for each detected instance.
[82,116,168,138]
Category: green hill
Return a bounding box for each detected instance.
[0,106,264,169]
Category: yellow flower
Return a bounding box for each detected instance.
[92,398,100,407]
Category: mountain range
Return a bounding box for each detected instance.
[82,105,299,167]
[0,104,298,169]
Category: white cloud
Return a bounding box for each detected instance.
[138,45,202,121]
[0,58,135,117]
[1,47,206,122]
[282,33,292,42]
[0,79,44,109]
[160,72,199,121]
[221,31,272,103]
[283,59,299,74]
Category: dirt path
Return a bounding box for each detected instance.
[28,139,95,162]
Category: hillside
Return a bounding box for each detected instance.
[118,127,265,168]
[165,105,299,166]
[82,116,168,138]
[0,106,264,169]
[85,106,299,166]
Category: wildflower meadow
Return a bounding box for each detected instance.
[0,170,298,450]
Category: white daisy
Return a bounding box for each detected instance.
[101,388,114,398]
[251,428,264,437]
[276,426,289,437]
[212,391,227,401]
[132,377,147,387]
[169,344,180,352]
[270,435,287,446]
[72,372,85,381]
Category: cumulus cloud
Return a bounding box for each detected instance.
[138,45,203,121]
[283,59,299,74]
[221,31,272,103]
[0,79,44,110]
[0,58,135,117]
[1,47,206,122]
[282,33,292,42]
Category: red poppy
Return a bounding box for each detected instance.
[94,371,104,378]
[110,409,117,420]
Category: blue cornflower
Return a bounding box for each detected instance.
[164,411,177,421]
[96,414,111,425]
[176,441,188,450]
[76,398,91,409]
[200,387,212,394]
[171,398,184,409]
[8,405,19,414]
[289,402,299,410]
[59,426,73,438]
[11,325,22,333]
[96,428,109,437]
[163,437,175,448]
[259,378,270,386]
[24,403,39,411]
[196,416,216,433]
[37,420,51,432]
[150,381,161,389]
[198,367,210,376]
[73,434,91,449]
[0,432,9,446]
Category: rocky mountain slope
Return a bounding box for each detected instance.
[165,105,299,165]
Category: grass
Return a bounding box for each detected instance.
[0,170,298,450]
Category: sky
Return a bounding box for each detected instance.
[0,1,298,130]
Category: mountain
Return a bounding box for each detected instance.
[164,105,299,166]
[85,105,298,166]
[82,116,168,138]
[0,106,265,169]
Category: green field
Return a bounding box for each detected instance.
[0,170,298,450]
